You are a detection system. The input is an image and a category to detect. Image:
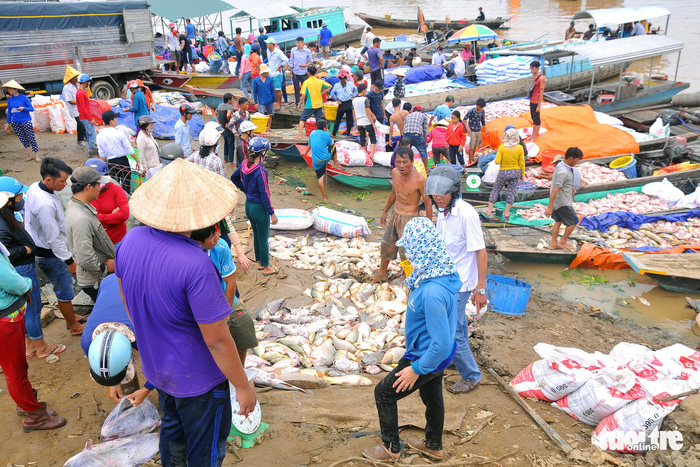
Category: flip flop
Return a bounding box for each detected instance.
[262,266,280,276]
[26,350,36,359]
[37,344,67,359]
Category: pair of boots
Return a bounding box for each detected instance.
[17,389,66,432]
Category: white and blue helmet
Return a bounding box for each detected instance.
[88,328,133,386]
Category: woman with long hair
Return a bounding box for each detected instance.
[0,177,65,359]
[231,136,279,275]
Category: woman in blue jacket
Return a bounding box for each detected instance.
[124,81,149,136]
[2,80,39,162]
[231,136,279,275]
[363,216,461,461]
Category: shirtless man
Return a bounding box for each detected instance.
[374,147,433,283]
[388,99,409,143]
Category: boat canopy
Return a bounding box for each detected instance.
[572,35,683,66]
[572,6,670,28]
[230,4,299,20]
[381,41,417,51]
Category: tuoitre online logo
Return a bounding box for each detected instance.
[599,429,684,452]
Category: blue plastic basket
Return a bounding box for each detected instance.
[485,274,532,316]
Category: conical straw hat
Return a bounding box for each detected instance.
[129,158,239,232]
[1,79,25,90]
[63,65,81,84]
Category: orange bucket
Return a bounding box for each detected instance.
[540,149,565,173]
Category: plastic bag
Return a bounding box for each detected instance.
[482,161,500,184]
[100,397,161,441]
[312,206,371,238]
[641,178,685,204]
[649,117,670,139]
[675,186,700,209]
[270,208,314,231]
[373,151,394,167]
[609,342,671,381]
[592,378,690,452]
[553,368,646,426]
[653,343,700,381]
[64,433,160,467]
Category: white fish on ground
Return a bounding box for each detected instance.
[381,347,406,365]
[251,370,313,394]
[324,375,373,386]
[333,358,361,374]
[310,337,336,367]
[364,365,382,375]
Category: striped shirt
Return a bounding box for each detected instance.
[403,112,430,137]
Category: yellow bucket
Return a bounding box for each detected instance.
[610,155,634,169]
[251,115,269,134]
[385,14,392,20]
[324,102,339,122]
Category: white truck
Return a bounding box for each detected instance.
[0,0,155,103]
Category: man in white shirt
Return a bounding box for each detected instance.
[425,166,487,395]
[631,21,646,36]
[431,47,446,66]
[339,43,357,66]
[24,157,85,336]
[265,38,290,110]
[444,51,466,78]
[96,110,135,194]
[61,75,86,146]
[174,103,196,157]
[166,22,180,71]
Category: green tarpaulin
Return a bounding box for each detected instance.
[496,186,644,226]
[148,0,232,20]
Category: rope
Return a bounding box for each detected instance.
[678,117,700,132]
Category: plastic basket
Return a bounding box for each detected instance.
[324,103,339,121]
[610,155,637,178]
[540,149,564,172]
[305,120,317,136]
[251,115,269,134]
[485,274,532,316]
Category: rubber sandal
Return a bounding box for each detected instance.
[26,350,37,359]
[262,266,280,276]
[37,344,67,359]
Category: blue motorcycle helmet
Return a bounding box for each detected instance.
[88,330,133,386]
[249,136,270,158]
[84,158,109,175]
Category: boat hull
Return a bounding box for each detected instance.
[593,83,691,114]
[355,13,510,30]
[151,72,239,92]
[647,274,700,294]
[271,143,304,162]
[301,152,393,190]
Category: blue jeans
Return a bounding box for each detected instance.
[36,257,74,302]
[222,131,235,163]
[404,132,428,160]
[14,263,43,340]
[235,51,243,76]
[260,102,274,116]
[81,119,97,152]
[453,291,482,382]
[158,380,232,467]
[240,72,252,99]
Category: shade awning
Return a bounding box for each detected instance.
[571,35,683,66]
[572,7,670,27]
[229,4,298,20]
[149,0,233,20]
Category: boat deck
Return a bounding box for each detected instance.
[623,252,700,293]
[484,226,577,264]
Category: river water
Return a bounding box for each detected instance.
[291,0,700,87]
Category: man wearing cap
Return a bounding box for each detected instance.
[364,37,384,85]
[96,110,135,194]
[366,80,386,124]
[290,37,313,105]
[297,65,331,138]
[84,158,129,245]
[116,159,257,465]
[76,74,97,153]
[265,38,290,110]
[319,23,333,60]
[430,96,454,126]
[24,158,85,336]
[124,82,149,136]
[402,106,431,172]
[65,167,115,302]
[253,65,275,130]
[175,104,196,158]
[565,21,579,40]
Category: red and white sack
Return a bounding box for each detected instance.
[553,368,646,426]
[335,140,361,152]
[62,105,77,135]
[338,149,372,167]
[509,343,603,402]
[30,95,52,131]
[653,344,700,381]
[48,100,67,134]
[609,342,671,382]
[592,379,690,452]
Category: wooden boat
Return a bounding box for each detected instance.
[151,72,239,92]
[333,26,364,45]
[267,129,359,162]
[623,252,700,294]
[355,13,510,30]
[462,142,700,202]
[484,225,577,264]
[301,151,393,190]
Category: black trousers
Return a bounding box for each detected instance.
[333,100,354,136]
[374,358,445,454]
[107,156,132,194]
[80,286,99,303]
[75,117,86,143]
[292,73,308,105]
[449,145,465,165]
[370,68,384,86]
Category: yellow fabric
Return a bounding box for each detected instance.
[495,144,525,175]
[300,76,330,109]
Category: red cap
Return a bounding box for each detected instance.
[414,105,423,112]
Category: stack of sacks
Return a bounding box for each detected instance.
[476,56,538,85]
[512,342,700,452]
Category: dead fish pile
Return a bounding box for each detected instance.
[523,162,626,189]
[268,234,402,277]
[519,192,672,221]
[247,278,410,385]
[571,218,700,249]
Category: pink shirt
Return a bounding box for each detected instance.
[427,126,448,148]
[239,54,251,75]
[460,49,474,62]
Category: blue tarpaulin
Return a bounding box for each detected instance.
[383,65,447,87]
[579,209,700,232]
[0,1,149,31]
[113,100,205,140]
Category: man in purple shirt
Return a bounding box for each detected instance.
[115,159,255,466]
[365,37,383,86]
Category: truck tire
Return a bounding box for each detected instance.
[91,80,116,100]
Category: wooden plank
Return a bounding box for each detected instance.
[627,253,700,280]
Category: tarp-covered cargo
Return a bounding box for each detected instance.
[0,1,150,31]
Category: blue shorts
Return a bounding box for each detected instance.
[314,165,327,179]
[300,107,323,122]
[36,257,75,302]
[272,74,284,90]
[260,102,275,116]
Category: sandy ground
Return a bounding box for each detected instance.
[1,130,698,466]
